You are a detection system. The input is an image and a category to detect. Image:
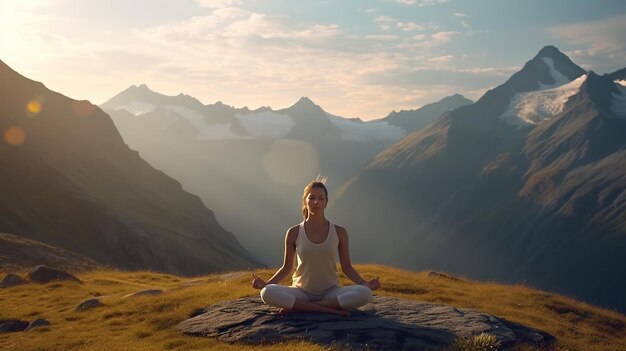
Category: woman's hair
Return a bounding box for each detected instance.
[301,176,328,220]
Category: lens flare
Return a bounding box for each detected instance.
[262,139,319,186]
[4,126,26,145]
[26,99,42,117]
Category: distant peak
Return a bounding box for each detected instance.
[296,96,314,104]
[533,45,573,64]
[536,45,560,57]
[291,96,319,109]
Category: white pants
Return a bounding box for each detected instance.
[260,284,372,310]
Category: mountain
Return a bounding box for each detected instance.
[0,60,261,275]
[381,93,473,133]
[331,46,626,313]
[0,233,104,272]
[102,90,415,265]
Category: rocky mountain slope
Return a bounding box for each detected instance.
[332,46,626,313]
[0,60,260,275]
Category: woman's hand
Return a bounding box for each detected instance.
[365,277,381,291]
[251,274,267,289]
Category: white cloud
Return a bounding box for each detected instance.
[427,55,454,63]
[453,12,468,18]
[385,0,449,6]
[196,0,242,9]
[397,21,426,32]
[432,31,460,42]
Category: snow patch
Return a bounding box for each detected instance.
[539,57,571,89]
[328,116,406,142]
[116,100,156,115]
[165,105,242,139]
[612,82,626,117]
[500,74,586,127]
[235,112,294,138]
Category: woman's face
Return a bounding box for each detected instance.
[306,187,327,216]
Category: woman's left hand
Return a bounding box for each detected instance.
[365,277,381,290]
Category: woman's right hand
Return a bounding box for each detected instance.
[251,274,267,289]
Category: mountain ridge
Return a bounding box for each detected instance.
[331,46,626,313]
[0,59,261,275]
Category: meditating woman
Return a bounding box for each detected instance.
[251,179,381,316]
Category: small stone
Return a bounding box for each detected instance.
[27,265,81,284]
[122,289,163,299]
[74,298,103,311]
[25,318,51,331]
[0,320,29,333]
[0,273,26,288]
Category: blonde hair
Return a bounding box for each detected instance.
[301,175,328,220]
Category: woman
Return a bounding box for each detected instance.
[251,179,381,316]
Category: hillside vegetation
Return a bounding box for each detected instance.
[0,265,624,351]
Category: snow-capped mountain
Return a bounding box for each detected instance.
[332,45,626,313]
[101,87,467,265]
[103,87,409,143]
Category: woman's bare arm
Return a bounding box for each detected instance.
[337,226,381,290]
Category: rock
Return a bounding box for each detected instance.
[74,298,103,311]
[27,265,82,284]
[0,273,26,288]
[0,320,29,333]
[177,296,555,350]
[427,271,460,281]
[122,289,163,299]
[25,318,51,331]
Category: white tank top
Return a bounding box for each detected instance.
[291,221,339,294]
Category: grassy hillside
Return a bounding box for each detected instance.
[0,265,624,351]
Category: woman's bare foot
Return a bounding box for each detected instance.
[278,308,292,315]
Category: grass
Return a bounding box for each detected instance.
[0,264,624,351]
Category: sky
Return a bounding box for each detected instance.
[1,0,625,120]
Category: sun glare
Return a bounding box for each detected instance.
[4,126,26,146]
[26,100,42,117]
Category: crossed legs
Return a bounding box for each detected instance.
[260,284,372,316]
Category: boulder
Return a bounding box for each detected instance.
[27,265,81,284]
[25,318,51,331]
[0,320,29,333]
[0,273,26,288]
[122,289,163,299]
[74,298,103,311]
[177,296,555,350]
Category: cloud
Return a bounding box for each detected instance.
[453,12,468,18]
[385,0,449,6]
[196,0,242,9]
[547,15,626,71]
[397,21,426,32]
[427,55,454,63]
[431,31,460,42]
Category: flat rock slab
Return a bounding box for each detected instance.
[122,289,164,299]
[74,298,103,311]
[177,296,554,350]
